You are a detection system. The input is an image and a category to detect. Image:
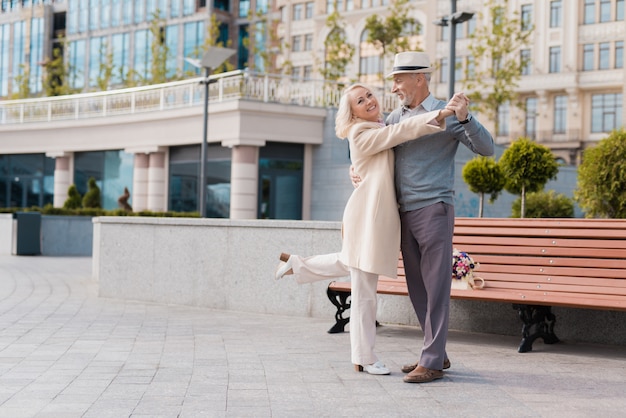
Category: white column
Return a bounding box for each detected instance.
[132,153,149,212]
[229,145,259,219]
[147,152,166,212]
[46,152,73,208]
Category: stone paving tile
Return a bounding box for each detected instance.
[1,255,626,417]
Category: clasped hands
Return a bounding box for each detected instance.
[350,93,470,188]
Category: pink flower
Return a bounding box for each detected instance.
[452,248,478,281]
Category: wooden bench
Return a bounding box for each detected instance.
[326,217,626,352]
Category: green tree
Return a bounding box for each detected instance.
[364,0,421,80]
[575,129,626,218]
[462,156,505,217]
[148,11,172,84]
[63,185,82,209]
[82,177,102,209]
[512,190,574,218]
[10,64,31,99]
[319,4,355,82]
[462,0,533,133]
[42,41,80,96]
[95,40,115,91]
[499,137,559,218]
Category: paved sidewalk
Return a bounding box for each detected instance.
[0,255,625,418]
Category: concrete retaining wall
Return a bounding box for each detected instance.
[0,214,92,256]
[93,217,626,347]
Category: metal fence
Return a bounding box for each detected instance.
[0,71,356,125]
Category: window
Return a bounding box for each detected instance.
[67,0,78,34]
[303,65,312,80]
[171,0,180,17]
[497,102,510,136]
[346,0,353,11]
[111,0,121,26]
[101,0,110,29]
[616,41,623,68]
[305,1,314,19]
[183,20,204,73]
[239,0,249,17]
[618,0,624,20]
[89,36,105,87]
[134,0,145,23]
[591,93,622,132]
[583,44,594,71]
[169,145,231,217]
[183,0,195,15]
[12,20,25,91]
[465,56,475,79]
[293,3,302,20]
[69,39,86,89]
[134,29,151,81]
[291,66,300,78]
[550,1,562,27]
[467,15,476,36]
[440,58,448,83]
[584,0,595,24]
[291,35,301,52]
[600,0,611,22]
[166,25,179,78]
[111,32,129,85]
[0,24,9,97]
[521,49,531,75]
[29,17,43,93]
[525,97,537,138]
[554,95,567,134]
[326,0,334,13]
[599,42,610,69]
[521,4,533,31]
[454,55,462,82]
[75,151,134,210]
[304,34,313,51]
[549,46,561,73]
[256,0,268,13]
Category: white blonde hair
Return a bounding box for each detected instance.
[334,83,381,139]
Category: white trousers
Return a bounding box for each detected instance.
[290,253,379,365]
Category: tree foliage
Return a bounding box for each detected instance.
[499,137,559,218]
[82,177,102,209]
[63,185,82,209]
[511,190,574,218]
[575,129,626,218]
[42,41,81,96]
[462,156,505,217]
[364,0,421,80]
[319,4,355,82]
[462,0,533,133]
[148,12,172,84]
[10,64,31,99]
[95,40,115,91]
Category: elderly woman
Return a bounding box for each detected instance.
[275,83,453,375]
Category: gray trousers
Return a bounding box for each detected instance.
[400,202,454,370]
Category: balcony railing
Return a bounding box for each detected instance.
[0,71,361,125]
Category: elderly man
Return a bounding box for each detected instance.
[354,51,494,383]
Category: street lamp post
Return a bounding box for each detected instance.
[185,47,236,217]
[434,0,474,99]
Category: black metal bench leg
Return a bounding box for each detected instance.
[514,304,560,353]
[326,284,351,333]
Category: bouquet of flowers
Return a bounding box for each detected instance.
[452,248,478,281]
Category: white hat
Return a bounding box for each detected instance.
[386,51,435,78]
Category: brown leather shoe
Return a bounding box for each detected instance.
[403,367,444,383]
[401,358,450,373]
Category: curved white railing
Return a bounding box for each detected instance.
[0,71,355,125]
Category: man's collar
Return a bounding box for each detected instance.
[401,94,436,115]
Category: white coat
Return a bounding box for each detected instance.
[339,110,446,278]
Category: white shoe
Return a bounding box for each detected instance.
[355,361,390,375]
[275,253,293,280]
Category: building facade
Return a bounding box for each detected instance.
[0,0,622,218]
